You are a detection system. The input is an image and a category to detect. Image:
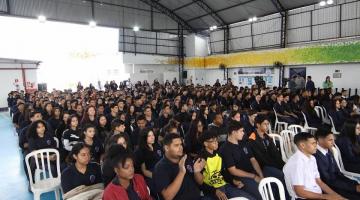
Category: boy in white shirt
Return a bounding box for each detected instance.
[283,132,346,200]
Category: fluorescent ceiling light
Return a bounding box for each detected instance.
[38,15,46,23]
[89,20,97,27]
[326,0,334,5]
[133,26,140,32]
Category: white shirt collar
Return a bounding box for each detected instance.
[296,150,313,161]
[317,145,329,155]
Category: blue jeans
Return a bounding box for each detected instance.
[202,184,257,200]
[237,177,262,200]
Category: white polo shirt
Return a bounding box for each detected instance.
[283,150,322,199]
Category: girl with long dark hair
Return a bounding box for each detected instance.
[61,143,102,194]
[336,119,360,173]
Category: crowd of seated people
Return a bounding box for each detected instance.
[7,77,360,200]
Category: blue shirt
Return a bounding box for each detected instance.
[61,162,102,194]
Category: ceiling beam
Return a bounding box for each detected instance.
[185,0,256,23]
[193,0,227,25]
[81,0,161,14]
[137,0,196,32]
[6,0,11,14]
[269,0,285,15]
[172,0,200,12]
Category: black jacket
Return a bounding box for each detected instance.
[248,131,285,169]
[314,149,358,193]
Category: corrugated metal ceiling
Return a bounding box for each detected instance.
[3,0,320,32]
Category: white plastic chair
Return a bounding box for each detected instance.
[280,130,297,161]
[321,106,331,125]
[268,133,287,162]
[328,116,340,135]
[332,144,360,183]
[25,148,61,200]
[258,177,286,200]
[267,123,274,135]
[53,137,59,148]
[314,106,322,119]
[273,108,288,134]
[287,124,305,134]
[301,112,317,134]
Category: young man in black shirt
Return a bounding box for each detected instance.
[153,133,201,200]
[208,112,226,142]
[248,115,284,169]
[130,115,147,148]
[105,103,119,129]
[248,115,290,199]
[273,93,297,124]
[219,120,263,200]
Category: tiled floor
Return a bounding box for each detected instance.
[0,112,57,200]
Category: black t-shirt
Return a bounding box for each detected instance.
[28,132,56,152]
[153,157,201,200]
[62,128,81,151]
[250,100,261,112]
[48,117,61,131]
[82,138,104,163]
[19,125,30,151]
[61,162,102,194]
[157,115,170,129]
[12,111,22,125]
[145,118,157,129]
[135,144,163,172]
[106,113,117,128]
[219,140,255,182]
[62,128,81,141]
[273,102,285,114]
[242,120,256,138]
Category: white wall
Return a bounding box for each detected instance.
[0,62,38,108]
[185,34,208,57]
[0,16,123,91]
[187,69,224,86]
[285,63,360,92]
[123,53,173,65]
[187,63,360,93]
[188,67,278,88]
[123,53,179,84]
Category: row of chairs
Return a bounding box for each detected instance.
[273,106,340,135]
[273,108,318,134]
[314,106,340,134]
[25,148,286,200]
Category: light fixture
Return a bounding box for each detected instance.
[89,20,97,27]
[319,1,326,6]
[209,25,218,31]
[249,17,257,22]
[133,26,140,32]
[38,15,46,23]
[326,0,334,5]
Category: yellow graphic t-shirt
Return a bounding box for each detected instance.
[203,153,226,188]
